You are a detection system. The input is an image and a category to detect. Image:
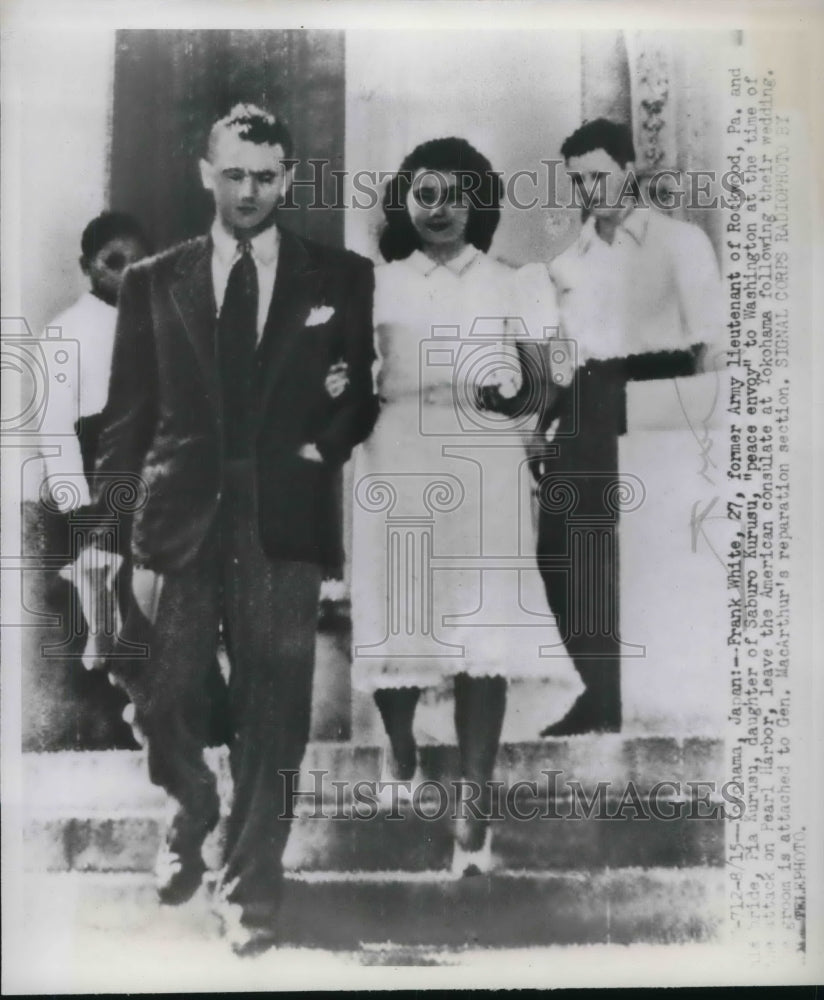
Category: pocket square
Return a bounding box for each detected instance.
[306,305,335,326]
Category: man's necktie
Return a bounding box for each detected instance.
[217,241,259,459]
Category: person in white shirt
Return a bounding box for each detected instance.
[23,213,150,751]
[536,118,724,736]
[43,212,150,497]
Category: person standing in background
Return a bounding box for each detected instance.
[43,212,151,494]
[23,212,150,750]
[535,118,725,737]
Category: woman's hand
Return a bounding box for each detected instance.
[474,383,504,412]
[474,379,522,416]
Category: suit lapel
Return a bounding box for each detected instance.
[256,227,318,420]
[169,236,220,408]
[168,228,320,423]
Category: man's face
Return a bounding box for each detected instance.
[406,169,471,250]
[82,235,147,306]
[200,130,292,235]
[566,148,635,221]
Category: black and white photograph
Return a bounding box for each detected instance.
[1,0,821,991]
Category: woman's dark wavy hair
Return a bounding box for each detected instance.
[378,137,502,262]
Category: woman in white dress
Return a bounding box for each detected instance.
[351,138,582,874]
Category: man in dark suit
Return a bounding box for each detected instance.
[92,104,378,955]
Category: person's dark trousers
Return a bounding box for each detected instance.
[110,460,321,920]
[536,347,703,735]
[535,359,624,734]
[79,414,231,750]
[21,497,138,751]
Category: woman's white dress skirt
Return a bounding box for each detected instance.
[350,247,583,722]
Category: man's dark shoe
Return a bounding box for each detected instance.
[156,846,207,905]
[539,693,620,737]
[214,885,282,957]
[215,900,282,958]
[230,922,281,958]
[157,793,221,905]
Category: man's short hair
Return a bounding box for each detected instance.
[80,211,150,259]
[207,103,294,160]
[560,118,636,168]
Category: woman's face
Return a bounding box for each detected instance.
[406,168,471,250]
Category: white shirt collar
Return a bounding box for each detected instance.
[81,290,119,317]
[210,219,280,267]
[577,206,651,254]
[407,244,482,278]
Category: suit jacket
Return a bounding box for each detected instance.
[93,225,378,572]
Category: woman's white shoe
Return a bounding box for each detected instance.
[451,823,493,877]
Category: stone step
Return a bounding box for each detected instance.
[24,739,726,875]
[24,736,724,813]
[27,807,724,874]
[21,867,726,948]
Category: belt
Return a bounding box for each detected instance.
[580,344,702,381]
[381,384,456,407]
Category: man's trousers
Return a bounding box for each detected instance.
[535,348,703,731]
[535,360,624,730]
[111,461,321,916]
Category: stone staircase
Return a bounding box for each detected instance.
[21,736,726,951]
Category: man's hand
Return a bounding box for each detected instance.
[324,361,349,399]
[297,443,323,463]
[59,546,124,670]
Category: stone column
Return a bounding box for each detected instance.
[581,31,632,124]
